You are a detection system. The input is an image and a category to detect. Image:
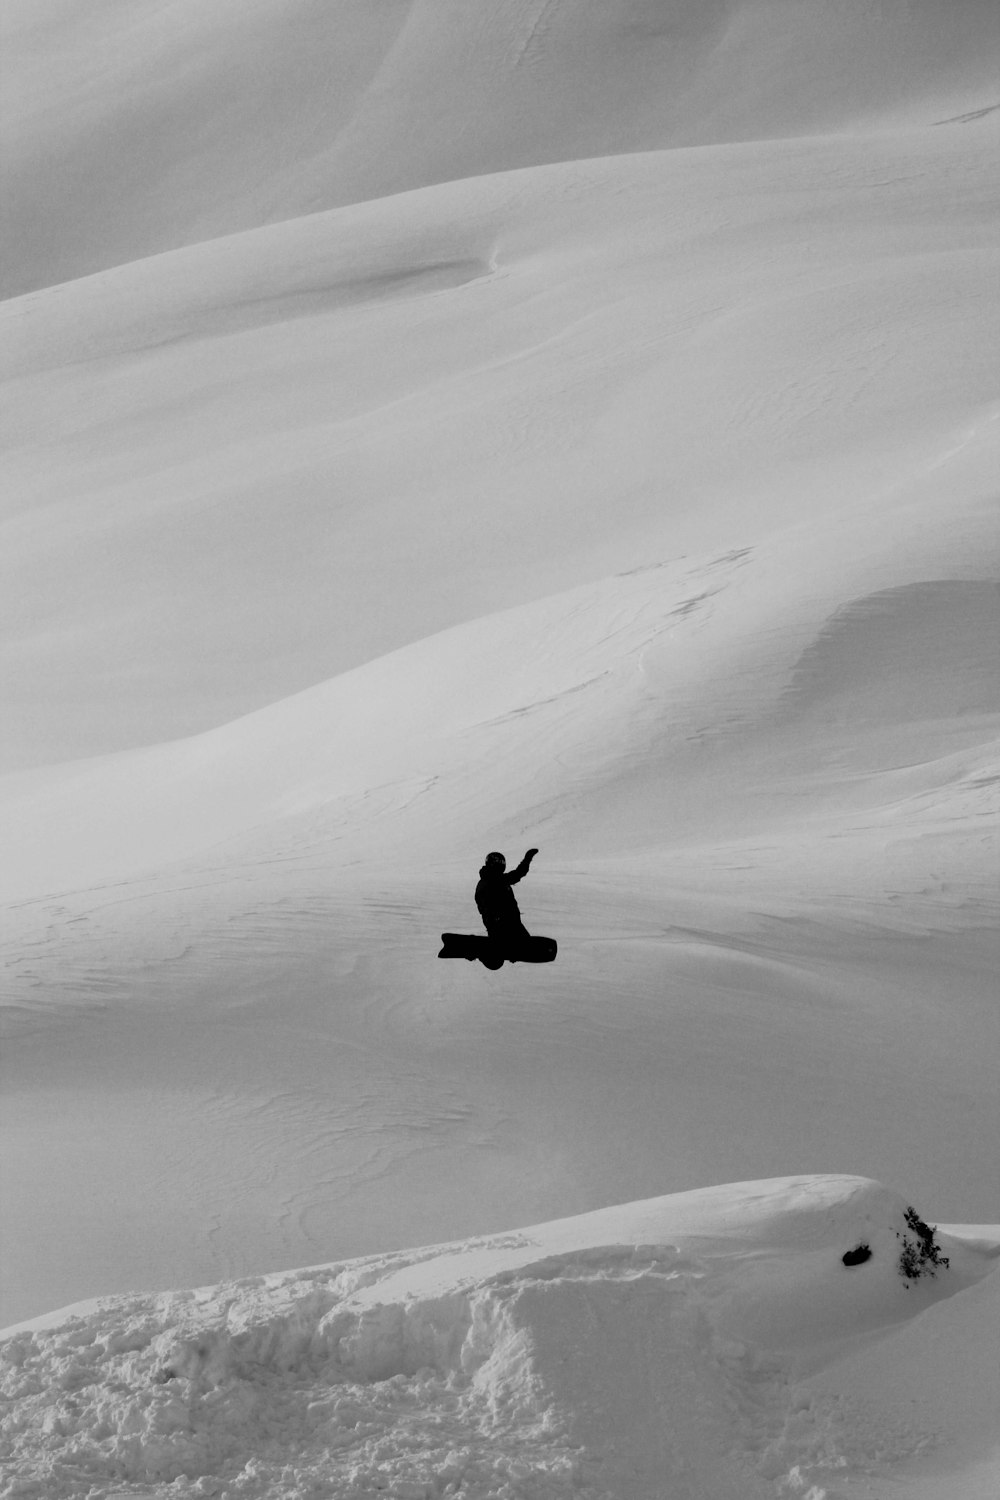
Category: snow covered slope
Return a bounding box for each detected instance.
[2,1177,998,1499]
[1,2,998,1496]
[1,112,996,1346]
[3,120,997,771]
[4,0,998,296]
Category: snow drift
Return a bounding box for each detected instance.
[4,0,998,297]
[3,1176,998,1499]
[3,119,998,772]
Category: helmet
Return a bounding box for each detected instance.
[484,851,506,869]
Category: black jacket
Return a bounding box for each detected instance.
[475,854,533,937]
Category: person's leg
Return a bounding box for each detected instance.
[497,920,531,958]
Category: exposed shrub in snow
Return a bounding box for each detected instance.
[896,1207,949,1283]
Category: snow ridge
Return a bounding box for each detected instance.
[0,1252,827,1499]
[2,1176,996,1500]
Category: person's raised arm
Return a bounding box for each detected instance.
[507,848,538,884]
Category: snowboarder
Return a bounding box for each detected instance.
[437,847,555,967]
[475,848,538,949]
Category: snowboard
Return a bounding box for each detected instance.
[438,933,557,969]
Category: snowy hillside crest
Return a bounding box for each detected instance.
[2,1176,997,1499]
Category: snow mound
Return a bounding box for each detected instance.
[2,1176,996,1499]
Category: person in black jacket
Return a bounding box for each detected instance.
[475,848,538,950]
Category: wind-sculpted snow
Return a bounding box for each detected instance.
[2,3,998,1495]
[2,1177,996,1499]
[2,116,996,773]
[4,0,998,296]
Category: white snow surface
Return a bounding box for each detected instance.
[1,1,999,1496]
[2,1176,998,1500]
[4,0,998,298]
